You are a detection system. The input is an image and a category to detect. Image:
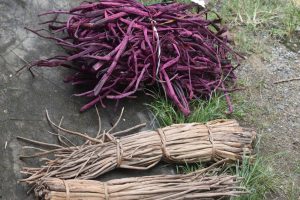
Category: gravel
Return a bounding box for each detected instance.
[237,42,300,199]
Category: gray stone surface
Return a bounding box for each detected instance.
[0,1,174,199]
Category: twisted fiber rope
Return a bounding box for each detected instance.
[157,128,171,160]
[63,180,110,199]
[104,182,109,200]
[205,124,216,161]
[116,139,123,167]
[62,179,70,200]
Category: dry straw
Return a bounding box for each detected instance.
[19,110,256,184]
[35,171,246,200]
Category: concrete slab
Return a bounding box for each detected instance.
[0,1,174,199]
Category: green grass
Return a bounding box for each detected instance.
[286,181,300,200]
[176,162,205,174]
[211,0,300,37]
[175,149,279,200]
[295,160,300,174]
[286,160,300,199]
[147,92,246,127]
[227,156,278,200]
[207,0,300,54]
[175,157,278,200]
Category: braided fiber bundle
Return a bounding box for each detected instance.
[35,174,246,200]
[20,119,256,183]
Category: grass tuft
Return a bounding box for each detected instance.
[227,156,278,200]
[295,160,300,174]
[147,91,246,127]
[175,153,279,200]
[208,0,300,54]
[286,181,300,200]
[176,162,205,174]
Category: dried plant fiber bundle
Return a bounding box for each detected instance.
[35,173,246,200]
[20,119,256,183]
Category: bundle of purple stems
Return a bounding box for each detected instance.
[25,0,242,115]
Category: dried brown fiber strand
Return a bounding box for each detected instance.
[35,173,247,200]
[19,119,256,184]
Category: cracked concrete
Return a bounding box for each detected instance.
[0,1,173,199]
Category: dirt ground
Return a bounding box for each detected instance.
[237,42,300,199]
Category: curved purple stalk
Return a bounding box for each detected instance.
[27,0,240,115]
